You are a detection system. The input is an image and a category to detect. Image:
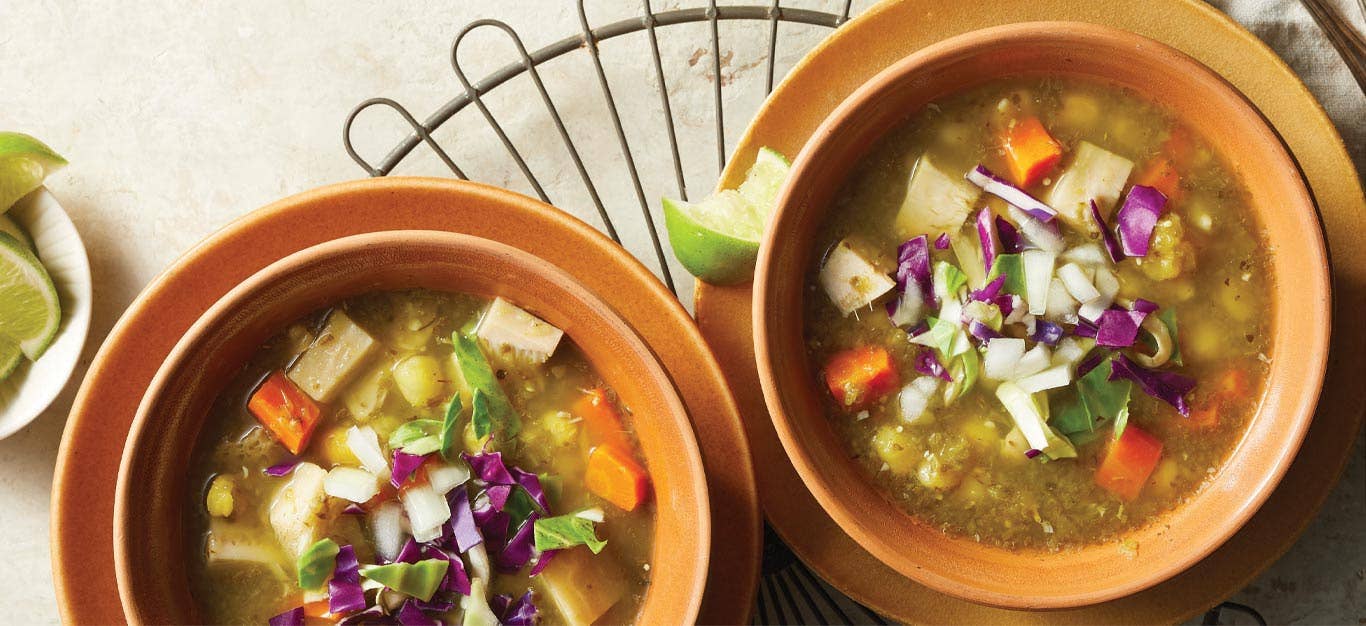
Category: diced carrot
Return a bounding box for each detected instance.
[585,444,650,511]
[572,388,633,451]
[1135,155,1182,202]
[823,346,900,410]
[248,370,323,455]
[1095,425,1164,501]
[302,600,332,618]
[1003,116,1063,188]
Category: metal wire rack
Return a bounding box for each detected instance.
[342,2,1265,623]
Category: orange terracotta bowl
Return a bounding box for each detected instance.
[113,230,711,624]
[753,22,1330,609]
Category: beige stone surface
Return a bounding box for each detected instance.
[0,1,1359,624]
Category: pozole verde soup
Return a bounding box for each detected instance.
[187,290,655,625]
[806,78,1269,550]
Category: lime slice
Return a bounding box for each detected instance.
[0,215,31,250]
[0,132,67,214]
[663,147,791,286]
[0,337,20,381]
[0,232,60,360]
[736,147,792,212]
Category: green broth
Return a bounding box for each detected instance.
[187,290,653,624]
[804,78,1270,550]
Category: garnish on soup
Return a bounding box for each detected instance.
[188,290,654,625]
[805,78,1268,550]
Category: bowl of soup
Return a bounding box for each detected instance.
[753,22,1329,608]
[114,230,710,625]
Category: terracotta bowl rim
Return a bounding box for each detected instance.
[113,229,711,624]
[753,21,1330,608]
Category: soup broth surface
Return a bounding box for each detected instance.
[804,77,1270,550]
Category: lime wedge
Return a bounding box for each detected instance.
[0,132,67,214]
[736,147,792,212]
[0,338,20,381]
[0,215,31,250]
[0,232,60,360]
[663,147,791,286]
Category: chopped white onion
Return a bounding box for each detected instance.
[411,523,442,543]
[1051,337,1091,368]
[1093,267,1120,301]
[346,426,389,477]
[1021,250,1055,315]
[1078,297,1110,323]
[426,462,472,495]
[575,508,606,523]
[1062,243,1109,267]
[323,466,380,503]
[898,376,941,424]
[938,297,964,325]
[400,482,451,533]
[984,338,1026,381]
[888,281,926,328]
[368,501,405,562]
[1008,206,1066,254]
[1004,295,1028,324]
[1016,364,1073,393]
[467,543,491,581]
[1045,278,1077,321]
[1058,263,1101,303]
[1014,344,1053,379]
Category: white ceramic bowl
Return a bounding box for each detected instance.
[0,188,92,438]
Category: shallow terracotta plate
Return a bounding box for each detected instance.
[53,179,761,625]
[695,0,1365,622]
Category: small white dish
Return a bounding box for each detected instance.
[0,187,92,438]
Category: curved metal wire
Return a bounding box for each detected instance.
[342,2,1263,622]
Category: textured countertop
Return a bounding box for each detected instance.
[0,1,1361,624]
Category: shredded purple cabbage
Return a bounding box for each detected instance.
[1074,319,1098,339]
[446,487,484,553]
[390,451,427,488]
[1089,199,1125,263]
[1116,185,1168,257]
[337,606,397,626]
[495,520,538,572]
[394,537,422,564]
[509,468,549,511]
[268,607,304,626]
[996,216,1023,253]
[493,591,539,626]
[341,503,366,516]
[970,274,1006,303]
[528,549,558,577]
[976,208,1000,274]
[422,545,472,596]
[967,320,1003,341]
[914,350,952,382]
[1095,308,1149,348]
[1031,320,1064,345]
[1024,448,1042,459]
[895,236,934,306]
[329,545,366,615]
[934,233,950,249]
[464,452,515,485]
[965,165,1058,222]
[264,459,300,477]
[1132,298,1159,314]
[395,600,441,626]
[1108,353,1196,416]
[1076,352,1104,379]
